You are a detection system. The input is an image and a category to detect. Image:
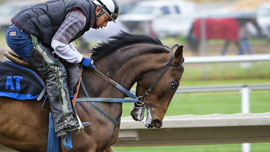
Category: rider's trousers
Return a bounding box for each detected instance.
[29,35,78,135]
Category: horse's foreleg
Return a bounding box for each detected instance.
[221,40,230,55]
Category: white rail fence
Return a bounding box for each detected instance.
[117,84,270,148]
[184,54,270,64]
[116,113,270,146]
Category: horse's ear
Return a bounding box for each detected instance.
[172,44,179,52]
[174,45,184,64]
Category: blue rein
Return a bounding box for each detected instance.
[76,69,138,127]
[76,80,138,103]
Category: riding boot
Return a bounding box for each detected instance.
[48,96,79,137]
[29,35,83,137]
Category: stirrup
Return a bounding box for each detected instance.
[75,115,91,134]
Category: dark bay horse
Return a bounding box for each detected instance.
[0,32,184,152]
[187,17,262,55]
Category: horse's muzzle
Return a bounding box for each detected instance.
[148,119,162,128]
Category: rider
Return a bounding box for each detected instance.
[5,0,119,137]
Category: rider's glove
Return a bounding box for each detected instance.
[80,57,96,69]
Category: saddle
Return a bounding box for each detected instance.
[3,51,30,67]
[0,51,45,100]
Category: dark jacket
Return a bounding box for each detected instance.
[12,0,96,45]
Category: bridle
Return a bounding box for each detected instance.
[136,55,180,107]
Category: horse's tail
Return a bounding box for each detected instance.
[187,23,199,53]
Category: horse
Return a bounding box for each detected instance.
[187,17,262,55]
[0,32,184,152]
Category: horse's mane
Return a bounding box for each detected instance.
[91,32,164,61]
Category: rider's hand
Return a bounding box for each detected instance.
[80,57,96,69]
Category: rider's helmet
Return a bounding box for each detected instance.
[93,0,119,22]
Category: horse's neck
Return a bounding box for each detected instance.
[78,45,170,119]
[81,45,170,98]
[101,47,170,94]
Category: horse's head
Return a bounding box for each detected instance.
[91,32,184,128]
[132,45,184,128]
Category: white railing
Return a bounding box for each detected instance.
[116,113,270,146]
[121,84,270,151]
[177,84,270,93]
[184,54,270,64]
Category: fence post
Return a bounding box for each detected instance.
[241,86,250,152]
[200,18,208,81]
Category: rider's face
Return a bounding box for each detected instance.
[94,7,111,29]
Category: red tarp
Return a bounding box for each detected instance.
[193,18,240,42]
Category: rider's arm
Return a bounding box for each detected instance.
[51,9,86,64]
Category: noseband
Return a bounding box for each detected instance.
[136,55,180,106]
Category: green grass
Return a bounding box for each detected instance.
[122,91,270,117]
[113,143,270,152]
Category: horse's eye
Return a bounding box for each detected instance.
[170,81,178,89]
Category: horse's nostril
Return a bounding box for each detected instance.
[152,119,162,128]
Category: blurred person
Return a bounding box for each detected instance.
[239,22,254,54]
[5,0,119,137]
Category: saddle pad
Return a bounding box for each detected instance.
[0,61,45,100]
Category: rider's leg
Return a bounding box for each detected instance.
[29,36,81,137]
[62,61,81,96]
[5,24,33,62]
[241,38,252,54]
[6,24,82,137]
[236,41,244,55]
